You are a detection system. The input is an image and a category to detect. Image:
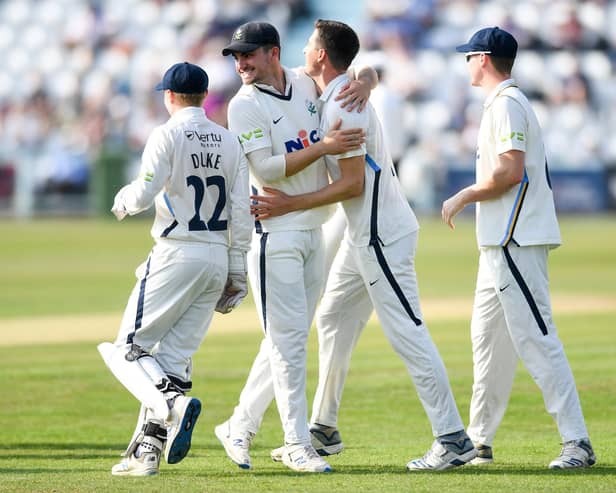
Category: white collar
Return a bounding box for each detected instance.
[319,73,350,102]
[484,78,518,108]
[254,66,292,96]
[169,106,205,122]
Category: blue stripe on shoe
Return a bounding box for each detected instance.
[166,398,202,464]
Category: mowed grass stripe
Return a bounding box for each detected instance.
[2,312,615,493]
[0,293,614,346]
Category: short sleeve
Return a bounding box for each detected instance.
[493,96,528,155]
[325,97,368,160]
[227,94,271,154]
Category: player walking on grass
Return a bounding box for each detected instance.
[251,19,477,472]
[442,27,595,469]
[98,62,252,476]
[213,22,374,473]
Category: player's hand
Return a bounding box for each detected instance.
[441,194,466,230]
[322,119,365,155]
[250,187,294,220]
[335,79,369,112]
[215,271,248,314]
[111,187,129,220]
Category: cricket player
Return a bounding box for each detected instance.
[442,27,595,468]
[251,19,478,471]
[213,21,375,473]
[98,62,252,476]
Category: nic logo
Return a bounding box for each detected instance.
[285,129,320,153]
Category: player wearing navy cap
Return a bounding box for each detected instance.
[442,27,595,469]
[213,21,376,473]
[98,61,252,476]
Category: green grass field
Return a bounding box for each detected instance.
[1,216,615,492]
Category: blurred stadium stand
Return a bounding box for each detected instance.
[0,0,614,217]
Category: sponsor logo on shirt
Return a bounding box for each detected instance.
[285,129,320,153]
[500,131,525,142]
[185,131,222,144]
[239,128,264,144]
[306,99,317,115]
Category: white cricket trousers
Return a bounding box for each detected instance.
[230,228,325,445]
[114,239,227,384]
[467,245,589,446]
[311,231,465,437]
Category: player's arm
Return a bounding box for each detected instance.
[335,65,379,112]
[111,127,171,220]
[441,150,525,229]
[250,154,364,219]
[216,147,252,314]
[228,149,252,256]
[247,119,364,181]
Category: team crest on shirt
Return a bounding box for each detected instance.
[305,99,317,115]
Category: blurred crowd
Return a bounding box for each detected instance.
[360,0,616,209]
[0,0,614,213]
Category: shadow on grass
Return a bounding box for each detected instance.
[0,443,126,450]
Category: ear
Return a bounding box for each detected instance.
[270,45,281,60]
[317,48,327,64]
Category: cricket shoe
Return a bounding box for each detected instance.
[281,443,333,473]
[112,437,162,476]
[406,431,477,471]
[270,424,344,461]
[310,423,344,456]
[470,443,493,465]
[165,395,202,464]
[548,439,596,469]
[214,420,254,469]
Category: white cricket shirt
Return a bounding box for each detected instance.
[476,79,561,247]
[228,66,332,232]
[116,106,252,253]
[320,74,419,247]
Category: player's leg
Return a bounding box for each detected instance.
[215,233,275,469]
[103,243,224,473]
[154,256,227,465]
[359,231,476,470]
[467,248,518,464]
[310,240,371,433]
[494,245,594,468]
[265,229,331,472]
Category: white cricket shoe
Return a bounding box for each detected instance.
[165,395,202,464]
[214,420,254,469]
[470,443,494,465]
[111,443,161,477]
[548,439,596,469]
[271,424,344,461]
[282,444,333,473]
[310,423,344,456]
[270,445,285,462]
[407,432,477,471]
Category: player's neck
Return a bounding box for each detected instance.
[480,70,511,94]
[315,66,344,92]
[261,65,286,94]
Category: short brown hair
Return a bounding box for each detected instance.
[314,19,359,71]
[490,56,515,75]
[175,92,207,107]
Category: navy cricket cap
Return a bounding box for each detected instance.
[155,62,209,93]
[456,27,518,58]
[222,22,280,56]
